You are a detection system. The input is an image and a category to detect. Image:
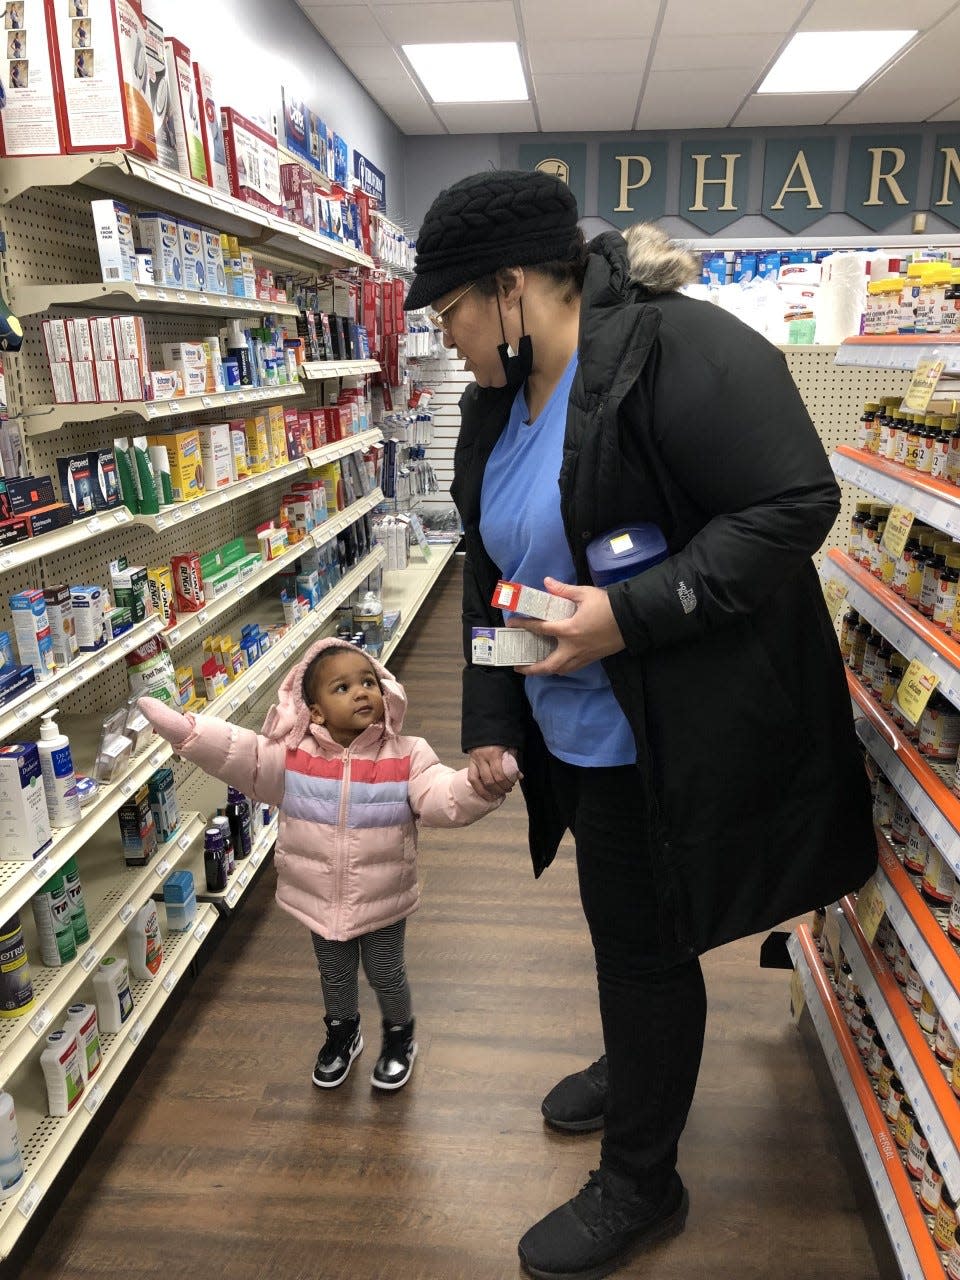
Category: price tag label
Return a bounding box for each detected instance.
[239,869,249,888]
[146,404,159,419]
[198,294,210,305]
[80,946,99,973]
[201,396,214,409]
[129,1019,144,1045]
[32,858,51,883]
[178,831,192,851]
[119,901,135,924]
[790,968,806,1024]
[83,1083,104,1115]
[155,859,171,879]
[176,290,188,304]
[226,887,239,908]
[822,578,849,621]
[194,921,208,942]
[856,875,886,944]
[29,1004,52,1037]
[897,658,940,725]
[162,973,175,993]
[121,780,134,797]
[251,849,263,868]
[903,358,945,414]
[197,610,208,624]
[881,505,915,560]
[172,509,184,525]
[0,552,16,569]
[191,501,202,516]
[17,1181,42,1219]
[155,289,169,302]
[88,516,103,534]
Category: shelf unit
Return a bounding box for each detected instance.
[301,360,381,381]
[9,280,301,322]
[835,336,960,374]
[832,447,960,543]
[21,381,305,437]
[788,924,947,1279]
[822,548,960,712]
[381,542,458,664]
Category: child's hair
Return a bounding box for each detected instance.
[302,644,379,706]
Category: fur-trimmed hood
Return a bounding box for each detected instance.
[622,222,699,296]
[259,636,406,749]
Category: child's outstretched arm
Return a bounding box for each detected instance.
[138,697,286,806]
[406,737,518,828]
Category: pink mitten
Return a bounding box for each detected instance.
[138,696,194,749]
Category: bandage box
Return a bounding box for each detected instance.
[24,503,73,537]
[0,0,64,158]
[491,581,577,622]
[57,455,97,516]
[471,627,556,667]
[136,211,182,287]
[46,0,157,160]
[177,221,205,291]
[0,744,52,860]
[91,199,136,283]
[193,62,229,193]
[165,36,206,182]
[148,429,202,501]
[110,559,150,623]
[221,106,282,217]
[6,474,56,515]
[198,424,232,491]
[70,585,105,650]
[87,449,121,510]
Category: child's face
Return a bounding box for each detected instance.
[307,650,384,747]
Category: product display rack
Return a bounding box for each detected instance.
[300,360,381,381]
[833,447,960,544]
[788,924,947,1279]
[8,281,302,323]
[381,542,459,665]
[0,906,218,1247]
[835,336,960,374]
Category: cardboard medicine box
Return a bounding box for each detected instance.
[0,744,52,860]
[491,581,577,622]
[471,627,556,667]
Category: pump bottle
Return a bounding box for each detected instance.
[36,710,80,827]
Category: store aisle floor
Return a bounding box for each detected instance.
[15,558,895,1280]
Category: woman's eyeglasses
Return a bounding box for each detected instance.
[428,282,475,331]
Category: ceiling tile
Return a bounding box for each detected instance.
[520,0,660,41]
[384,101,446,133]
[733,92,853,126]
[357,76,429,108]
[799,0,955,29]
[638,67,757,129]
[300,1,368,7]
[660,0,805,35]
[929,97,960,122]
[831,10,960,122]
[437,101,538,132]
[374,2,518,43]
[302,6,390,47]
[529,38,651,75]
[652,32,782,71]
[338,45,410,78]
[535,73,641,131]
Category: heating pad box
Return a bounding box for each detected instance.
[221,107,282,218]
[0,0,64,157]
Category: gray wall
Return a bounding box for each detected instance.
[403,124,960,241]
[148,0,406,220]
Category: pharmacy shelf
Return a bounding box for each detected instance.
[162,488,384,652]
[304,426,383,470]
[137,459,309,532]
[0,812,205,1088]
[838,900,960,1200]
[300,360,381,381]
[22,382,304,437]
[0,612,165,740]
[833,446,960,542]
[0,737,174,931]
[836,336,960,374]
[824,548,960,713]
[381,542,458,665]
[9,280,300,321]
[850,676,960,880]
[0,151,373,273]
[187,815,278,915]
[0,904,217,1258]
[0,506,133,575]
[787,924,946,1280]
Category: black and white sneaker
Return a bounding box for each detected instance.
[312,1015,363,1088]
[371,1018,417,1090]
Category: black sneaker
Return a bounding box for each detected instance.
[518,1167,688,1280]
[371,1018,417,1090]
[312,1015,363,1088]
[541,1056,607,1133]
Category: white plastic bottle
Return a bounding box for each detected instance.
[63,1002,102,1083]
[0,1092,23,1191]
[125,903,163,980]
[92,957,134,1032]
[40,1029,85,1116]
[36,709,80,827]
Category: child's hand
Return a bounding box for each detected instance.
[502,752,520,787]
[137,696,193,750]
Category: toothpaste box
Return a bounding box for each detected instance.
[471,627,556,667]
[136,211,183,288]
[91,199,136,284]
[491,581,577,622]
[177,221,205,291]
[0,744,52,861]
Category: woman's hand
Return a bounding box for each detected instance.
[507,577,626,675]
[468,746,521,801]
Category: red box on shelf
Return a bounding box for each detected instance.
[221,107,282,218]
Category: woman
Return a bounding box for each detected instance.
[403,169,876,1280]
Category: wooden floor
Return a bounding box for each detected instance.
[14,557,896,1280]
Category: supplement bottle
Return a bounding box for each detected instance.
[0,915,32,1018]
[935,553,960,630]
[0,1092,23,1191]
[921,542,952,618]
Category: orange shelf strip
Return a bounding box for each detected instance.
[843,335,960,347]
[836,444,960,507]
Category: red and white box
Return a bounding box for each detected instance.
[90,317,117,363]
[72,362,97,403]
[66,317,94,365]
[164,36,205,183]
[112,315,150,391]
[491,580,577,621]
[0,0,64,158]
[280,163,315,229]
[42,318,71,366]
[221,107,282,217]
[95,361,120,402]
[192,61,229,193]
[171,552,203,613]
[118,359,144,402]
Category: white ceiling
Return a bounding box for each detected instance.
[294,0,960,134]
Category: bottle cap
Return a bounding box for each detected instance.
[39,709,60,740]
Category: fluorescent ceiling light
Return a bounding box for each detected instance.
[758,29,916,94]
[403,42,527,103]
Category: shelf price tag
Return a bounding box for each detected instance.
[83,1083,104,1115]
[29,1004,52,1037]
[17,1181,42,1219]
[80,946,99,972]
[855,876,886,945]
[822,578,848,621]
[896,658,940,725]
[161,973,175,993]
[194,921,208,943]
[32,858,51,884]
[155,859,171,879]
[881,505,915,560]
[119,901,135,924]
[903,358,945,414]
[129,1019,144,1046]
[790,968,806,1024]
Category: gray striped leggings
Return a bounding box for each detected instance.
[311,919,412,1024]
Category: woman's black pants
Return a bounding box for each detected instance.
[546,753,707,1197]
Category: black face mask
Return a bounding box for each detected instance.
[497,297,533,390]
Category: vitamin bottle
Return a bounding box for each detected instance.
[871,640,892,699]
[906,415,923,469]
[894,409,912,466]
[935,1187,958,1252]
[935,553,960,629]
[921,541,952,618]
[922,1150,945,1212]
[839,608,859,662]
[861,629,883,688]
[849,502,872,559]
[938,1016,959,1066]
[858,402,881,453]
[848,616,872,673]
[892,534,921,599]
[923,844,957,906]
[932,417,952,479]
[907,1122,929,1179]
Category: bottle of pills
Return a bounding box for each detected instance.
[908,530,939,607]
[907,1122,929,1179]
[882,654,907,717]
[919,984,939,1034]
[921,542,953,618]
[891,791,911,845]
[904,818,930,875]
[811,906,826,945]
[922,1150,945,1212]
[893,536,921,599]
[858,403,881,453]
[885,1073,905,1123]
[905,963,924,1010]
[867,1032,886,1079]
[935,554,960,630]
[932,419,952,480]
[871,640,893,699]
[878,1054,895,1099]
[952,1051,960,1100]
[923,844,957,906]
[857,1012,877,1058]
[839,608,859,662]
[848,993,867,1039]
[861,629,883,691]
[849,502,873,558]
[894,1098,916,1151]
[935,1187,958,1252]
[849,616,872,673]
[919,693,960,759]
[936,1015,958,1066]
[906,417,923,470]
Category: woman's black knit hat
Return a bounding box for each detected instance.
[404,169,580,312]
